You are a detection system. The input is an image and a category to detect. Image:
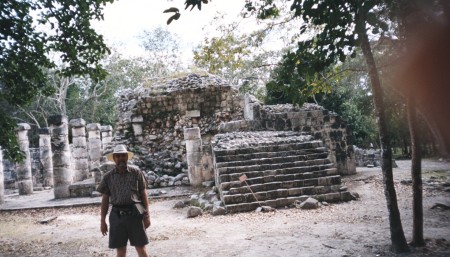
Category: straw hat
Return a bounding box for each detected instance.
[106,144,134,161]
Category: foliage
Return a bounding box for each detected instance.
[194,30,274,98]
[164,0,210,24]
[0,0,113,161]
[193,5,298,100]
[139,26,185,77]
[247,0,391,107]
[9,26,187,148]
[317,67,378,148]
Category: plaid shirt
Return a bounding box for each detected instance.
[96,165,148,205]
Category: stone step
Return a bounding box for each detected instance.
[220,168,338,191]
[213,141,323,157]
[226,175,342,196]
[215,152,329,168]
[223,182,342,204]
[224,191,355,213]
[69,178,96,198]
[218,158,332,175]
[212,131,351,213]
[219,163,335,183]
[215,147,328,163]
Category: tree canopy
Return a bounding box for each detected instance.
[0,0,112,161]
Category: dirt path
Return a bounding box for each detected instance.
[0,159,449,257]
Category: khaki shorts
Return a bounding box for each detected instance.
[109,209,149,248]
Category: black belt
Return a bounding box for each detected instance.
[112,205,134,216]
[112,204,133,209]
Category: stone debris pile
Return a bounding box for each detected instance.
[260,102,325,113]
[114,73,244,184]
[212,131,314,151]
[146,171,190,188]
[144,73,232,92]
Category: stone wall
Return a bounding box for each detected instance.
[220,94,356,175]
[113,73,355,187]
[353,146,398,168]
[113,74,244,179]
[258,99,356,175]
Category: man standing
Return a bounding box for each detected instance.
[97,144,151,257]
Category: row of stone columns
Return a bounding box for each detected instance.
[184,127,203,186]
[0,115,114,201]
[15,123,33,195]
[49,115,73,198]
[70,118,89,182]
[39,128,53,187]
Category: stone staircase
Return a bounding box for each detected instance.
[212,131,354,213]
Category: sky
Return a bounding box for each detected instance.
[92,0,247,58]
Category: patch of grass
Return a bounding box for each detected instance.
[422,170,449,181]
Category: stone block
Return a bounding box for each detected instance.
[186,140,202,153]
[100,125,112,132]
[324,192,341,202]
[69,183,96,197]
[72,137,87,147]
[54,184,71,199]
[72,148,88,158]
[74,161,89,170]
[186,110,200,117]
[88,130,101,139]
[52,125,69,136]
[276,189,288,198]
[86,123,101,131]
[132,123,143,136]
[71,128,86,138]
[131,115,143,123]
[304,178,318,186]
[184,127,201,140]
[318,177,328,186]
[69,118,86,128]
[16,130,30,141]
[288,188,303,196]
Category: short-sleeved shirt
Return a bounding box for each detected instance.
[96,165,148,205]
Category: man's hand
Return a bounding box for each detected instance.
[101,220,108,236]
[100,194,109,236]
[144,215,151,229]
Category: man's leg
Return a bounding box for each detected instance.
[116,246,127,257]
[135,245,149,257]
[129,216,149,256]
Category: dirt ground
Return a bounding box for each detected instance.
[0,159,449,257]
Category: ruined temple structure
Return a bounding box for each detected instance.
[115,73,356,212]
[0,73,356,212]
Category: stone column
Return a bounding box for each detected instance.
[48,115,72,198]
[101,125,113,154]
[39,127,53,187]
[184,127,204,186]
[70,119,89,181]
[132,116,144,143]
[0,147,4,204]
[15,123,33,195]
[87,123,102,169]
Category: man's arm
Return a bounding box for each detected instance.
[140,189,151,228]
[100,194,109,236]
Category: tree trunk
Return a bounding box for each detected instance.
[396,0,426,246]
[407,94,425,246]
[403,137,410,158]
[356,6,409,254]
